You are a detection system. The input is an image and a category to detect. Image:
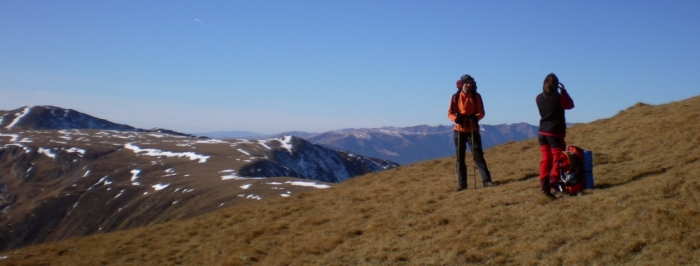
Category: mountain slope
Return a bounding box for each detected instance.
[0,110,397,252]
[2,96,700,265]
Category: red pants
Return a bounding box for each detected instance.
[538,135,565,181]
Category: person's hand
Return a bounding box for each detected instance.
[455,114,464,124]
[467,114,478,122]
[558,83,565,91]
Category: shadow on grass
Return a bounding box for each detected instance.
[497,173,538,185]
[595,167,669,189]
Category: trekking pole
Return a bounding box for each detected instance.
[470,118,477,190]
[457,122,461,181]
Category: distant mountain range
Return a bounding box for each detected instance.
[0,106,397,251]
[305,124,538,165]
[200,124,539,165]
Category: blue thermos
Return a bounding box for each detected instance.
[583,150,594,189]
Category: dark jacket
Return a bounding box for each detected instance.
[536,88,574,137]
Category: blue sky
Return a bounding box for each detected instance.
[1,1,699,134]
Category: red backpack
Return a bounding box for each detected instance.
[553,146,585,195]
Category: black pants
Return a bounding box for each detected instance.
[454,130,492,187]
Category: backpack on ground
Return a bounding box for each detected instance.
[553,145,586,195]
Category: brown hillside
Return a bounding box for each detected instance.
[2,96,700,265]
[0,130,378,252]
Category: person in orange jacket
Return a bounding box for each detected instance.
[536,73,574,199]
[447,74,495,191]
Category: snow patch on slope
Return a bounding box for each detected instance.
[285,181,330,189]
[6,107,31,129]
[39,148,57,159]
[124,143,209,163]
[152,183,169,190]
[279,135,294,154]
[131,169,141,185]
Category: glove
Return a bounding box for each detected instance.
[454,114,464,124]
[466,114,478,122]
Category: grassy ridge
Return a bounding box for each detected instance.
[2,96,699,265]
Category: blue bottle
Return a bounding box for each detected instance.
[583,150,594,189]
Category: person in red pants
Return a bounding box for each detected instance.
[536,73,574,199]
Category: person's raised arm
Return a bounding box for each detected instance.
[559,83,574,110]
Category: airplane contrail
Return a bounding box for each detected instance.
[194,19,220,32]
[194,18,236,40]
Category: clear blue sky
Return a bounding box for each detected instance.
[2,1,699,134]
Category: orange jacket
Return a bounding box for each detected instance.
[447,90,485,133]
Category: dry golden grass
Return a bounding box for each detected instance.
[2,96,700,265]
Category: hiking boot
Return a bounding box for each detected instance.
[483,181,497,188]
[456,185,467,192]
[540,178,551,193]
[543,191,557,199]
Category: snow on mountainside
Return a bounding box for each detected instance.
[0,107,398,252]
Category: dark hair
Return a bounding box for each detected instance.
[542,73,559,98]
[458,74,477,92]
